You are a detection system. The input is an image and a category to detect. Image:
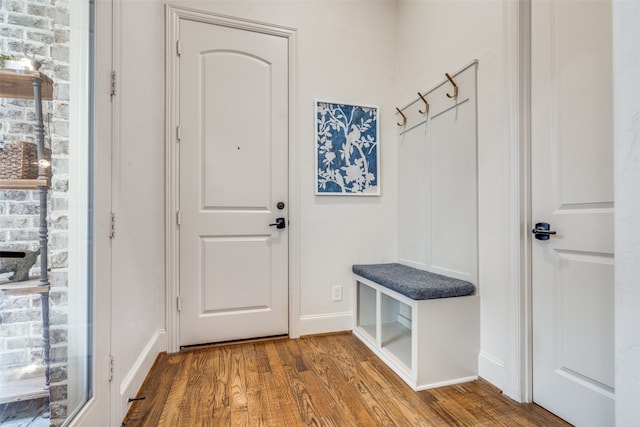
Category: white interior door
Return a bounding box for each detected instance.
[177,19,289,347]
[531,1,614,425]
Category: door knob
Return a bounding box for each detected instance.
[532,222,557,240]
[269,217,286,229]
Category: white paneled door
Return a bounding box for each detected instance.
[177,19,289,346]
[531,1,614,425]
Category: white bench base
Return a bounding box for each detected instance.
[353,274,480,391]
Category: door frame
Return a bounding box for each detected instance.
[69,0,113,423]
[505,0,533,403]
[164,6,299,352]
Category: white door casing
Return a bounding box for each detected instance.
[170,12,293,347]
[531,1,614,425]
[69,0,112,423]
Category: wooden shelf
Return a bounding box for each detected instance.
[0,278,49,296]
[0,376,48,404]
[0,69,54,100]
[0,178,49,190]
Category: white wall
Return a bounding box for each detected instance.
[613,0,640,423]
[110,0,398,420]
[395,0,512,391]
[110,0,167,418]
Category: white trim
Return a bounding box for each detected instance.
[165,6,299,350]
[298,312,353,337]
[505,0,532,403]
[66,0,92,416]
[70,0,114,423]
[478,351,506,391]
[287,30,301,339]
[164,3,180,355]
[118,329,166,413]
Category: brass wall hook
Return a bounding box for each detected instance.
[417,92,429,115]
[396,107,407,127]
[445,73,458,98]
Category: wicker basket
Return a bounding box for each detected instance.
[0,141,51,180]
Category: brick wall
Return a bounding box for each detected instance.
[1,0,71,425]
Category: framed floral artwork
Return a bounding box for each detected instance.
[315,100,380,195]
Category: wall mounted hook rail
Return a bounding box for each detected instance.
[417,92,429,115]
[445,73,458,98]
[396,107,407,127]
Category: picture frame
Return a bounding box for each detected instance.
[315,100,380,196]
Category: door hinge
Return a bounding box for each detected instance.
[176,40,182,56]
[110,71,117,96]
[176,125,181,142]
[110,212,116,238]
[108,354,115,382]
[177,295,182,311]
[176,210,181,226]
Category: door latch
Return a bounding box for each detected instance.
[532,222,557,241]
[269,217,286,229]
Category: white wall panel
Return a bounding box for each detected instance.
[397,64,478,284]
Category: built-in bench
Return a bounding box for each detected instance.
[352,263,479,391]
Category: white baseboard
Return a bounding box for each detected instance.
[478,351,506,391]
[118,329,166,418]
[297,312,352,336]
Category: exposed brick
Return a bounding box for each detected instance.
[53,28,68,43]
[0,190,28,201]
[8,202,38,215]
[30,322,42,336]
[51,175,67,192]
[51,138,67,156]
[5,295,31,309]
[0,323,28,337]
[50,364,66,382]
[50,232,67,250]
[0,216,29,228]
[0,349,27,367]
[52,102,68,120]
[49,383,67,401]
[49,344,66,363]
[8,228,39,241]
[1,0,24,13]
[0,106,24,120]
[49,308,66,325]
[6,336,31,350]
[51,45,68,63]
[25,29,54,44]
[49,290,67,306]
[51,195,67,211]
[49,270,67,288]
[50,327,66,345]
[51,213,68,230]
[51,119,68,138]
[49,252,68,268]
[1,309,41,323]
[26,4,52,17]
[7,13,50,30]
[49,401,67,420]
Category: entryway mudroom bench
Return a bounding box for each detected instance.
[352,263,479,391]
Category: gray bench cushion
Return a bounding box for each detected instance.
[352,263,475,300]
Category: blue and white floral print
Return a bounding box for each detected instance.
[316,101,379,195]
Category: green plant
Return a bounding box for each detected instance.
[0,54,21,68]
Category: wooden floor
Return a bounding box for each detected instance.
[122,333,571,426]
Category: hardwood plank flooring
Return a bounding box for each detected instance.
[122,333,571,427]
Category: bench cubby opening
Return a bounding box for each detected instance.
[353,269,479,391]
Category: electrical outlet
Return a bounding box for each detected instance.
[332,285,342,301]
